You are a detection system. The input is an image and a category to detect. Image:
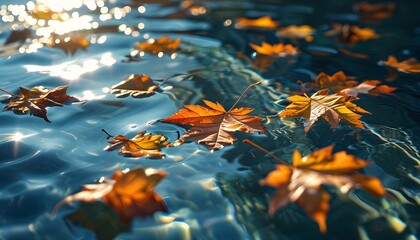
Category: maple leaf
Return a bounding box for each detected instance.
[250,42,299,70]
[279,89,370,132]
[160,82,265,150]
[338,80,396,97]
[276,25,315,42]
[380,55,420,74]
[55,167,168,223]
[137,36,181,55]
[235,16,279,30]
[325,24,379,45]
[109,74,160,98]
[303,71,359,93]
[47,34,90,55]
[353,2,395,21]
[103,130,169,158]
[2,85,81,122]
[262,145,386,233]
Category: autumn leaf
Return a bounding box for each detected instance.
[109,74,160,98]
[2,85,81,122]
[325,24,379,45]
[380,55,420,74]
[103,130,169,158]
[31,3,63,21]
[276,25,315,42]
[160,82,265,150]
[279,89,370,132]
[55,167,168,223]
[338,80,396,97]
[5,29,32,45]
[137,36,181,55]
[303,71,359,93]
[47,34,90,55]
[262,145,386,233]
[235,16,279,30]
[353,2,395,21]
[250,42,299,70]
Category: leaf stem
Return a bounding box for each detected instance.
[228,81,261,112]
[101,129,113,139]
[243,139,289,165]
[0,88,20,98]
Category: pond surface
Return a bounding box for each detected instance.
[0,0,419,239]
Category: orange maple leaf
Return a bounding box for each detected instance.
[235,16,279,30]
[54,168,168,223]
[276,25,315,42]
[137,36,181,55]
[338,80,396,97]
[250,42,298,70]
[303,71,359,93]
[279,89,370,132]
[381,55,420,74]
[262,145,386,233]
[161,82,265,150]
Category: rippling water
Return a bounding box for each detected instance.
[0,0,419,239]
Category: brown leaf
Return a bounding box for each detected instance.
[353,2,395,21]
[279,89,369,132]
[338,80,396,97]
[104,131,169,158]
[262,145,386,233]
[161,99,265,150]
[276,25,315,42]
[381,55,420,73]
[235,16,279,30]
[303,71,359,93]
[110,74,160,98]
[137,36,180,55]
[2,85,81,122]
[55,168,168,223]
[325,24,379,45]
[47,34,90,55]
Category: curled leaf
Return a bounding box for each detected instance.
[279,89,370,132]
[104,131,169,158]
[235,16,279,30]
[262,145,386,233]
[110,74,160,98]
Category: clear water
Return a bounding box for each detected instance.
[0,0,419,239]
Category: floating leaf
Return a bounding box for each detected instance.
[55,168,168,223]
[110,74,160,98]
[137,36,180,55]
[276,25,315,42]
[46,34,90,55]
[161,83,265,150]
[262,145,386,233]
[338,80,396,97]
[279,89,370,132]
[250,42,298,70]
[235,16,279,30]
[303,71,359,93]
[2,85,81,122]
[380,55,420,73]
[104,131,169,158]
[325,24,379,45]
[353,1,395,21]
[5,29,32,45]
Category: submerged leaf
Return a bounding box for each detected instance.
[276,25,315,42]
[137,36,180,55]
[104,131,169,158]
[56,167,168,223]
[279,89,369,132]
[2,85,81,122]
[262,146,386,233]
[235,16,279,30]
[161,99,265,150]
[110,74,160,98]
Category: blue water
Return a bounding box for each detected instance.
[0,0,419,239]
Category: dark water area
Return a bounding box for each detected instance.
[0,0,419,239]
